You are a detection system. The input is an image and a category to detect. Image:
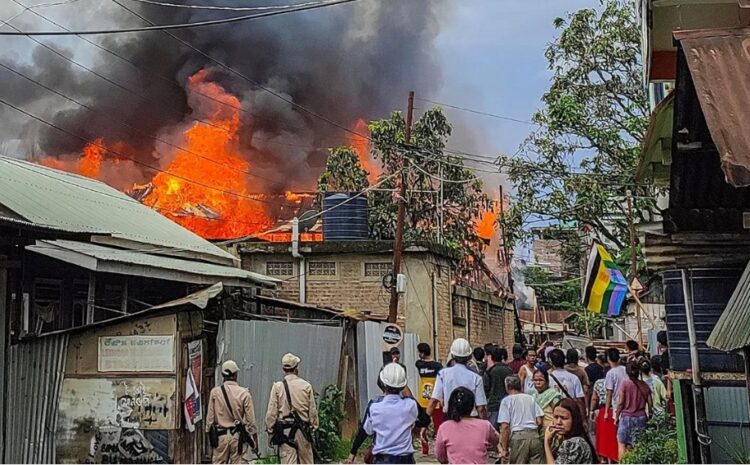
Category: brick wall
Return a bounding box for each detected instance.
[241,247,513,361]
[452,285,515,351]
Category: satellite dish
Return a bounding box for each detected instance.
[298,210,319,232]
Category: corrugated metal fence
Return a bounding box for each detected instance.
[705,385,750,463]
[217,319,343,456]
[4,334,68,464]
[356,321,419,416]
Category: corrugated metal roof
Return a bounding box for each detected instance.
[27,240,279,287]
[636,91,673,186]
[675,27,750,187]
[707,259,750,352]
[0,156,236,264]
[643,232,750,271]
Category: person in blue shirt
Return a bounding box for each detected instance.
[364,363,427,464]
[427,338,489,420]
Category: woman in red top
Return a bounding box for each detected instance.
[615,360,653,459]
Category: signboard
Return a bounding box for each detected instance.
[184,340,203,430]
[98,335,175,372]
[630,276,645,296]
[382,324,403,348]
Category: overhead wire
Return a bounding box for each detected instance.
[0,0,81,27]
[10,0,351,158]
[0,0,361,35]
[123,0,322,11]
[415,97,538,127]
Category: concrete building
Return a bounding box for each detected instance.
[239,240,516,360]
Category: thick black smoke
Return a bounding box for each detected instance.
[4,0,449,191]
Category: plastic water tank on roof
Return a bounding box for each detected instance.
[322,192,368,241]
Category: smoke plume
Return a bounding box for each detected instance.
[0,0,450,191]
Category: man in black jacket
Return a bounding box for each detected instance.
[484,346,512,429]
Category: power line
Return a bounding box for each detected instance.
[415,97,538,127]
[10,0,358,156]
[123,0,322,11]
[0,0,80,27]
[0,0,361,35]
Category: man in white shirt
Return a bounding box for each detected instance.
[547,349,587,419]
[604,348,628,420]
[427,338,488,419]
[498,375,544,464]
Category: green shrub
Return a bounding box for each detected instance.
[621,416,681,464]
[314,384,345,463]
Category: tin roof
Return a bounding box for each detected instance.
[675,27,750,187]
[27,240,279,287]
[707,260,750,352]
[0,156,237,264]
[636,91,673,186]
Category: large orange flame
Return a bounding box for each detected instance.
[349,118,379,184]
[476,201,500,242]
[140,70,272,239]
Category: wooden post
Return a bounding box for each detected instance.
[626,191,644,347]
[388,91,415,323]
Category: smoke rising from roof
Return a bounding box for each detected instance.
[0,0,449,191]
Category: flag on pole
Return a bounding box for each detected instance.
[582,242,628,316]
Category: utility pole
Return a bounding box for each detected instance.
[626,190,644,347]
[388,91,415,323]
[498,185,524,343]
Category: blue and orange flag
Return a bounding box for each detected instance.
[582,243,628,316]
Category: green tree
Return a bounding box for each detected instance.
[523,266,581,311]
[499,0,657,254]
[317,146,370,194]
[367,108,489,256]
[317,108,490,257]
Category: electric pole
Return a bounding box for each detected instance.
[388,91,415,324]
[627,190,644,347]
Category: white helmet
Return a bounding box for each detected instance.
[450,338,472,358]
[379,363,408,389]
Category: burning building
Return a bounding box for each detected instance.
[0,1,450,239]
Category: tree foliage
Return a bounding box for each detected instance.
[523,266,581,311]
[499,0,657,254]
[318,108,490,257]
[317,146,370,194]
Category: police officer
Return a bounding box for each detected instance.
[265,353,319,464]
[206,360,258,464]
[364,363,423,464]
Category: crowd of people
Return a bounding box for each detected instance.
[348,336,671,464]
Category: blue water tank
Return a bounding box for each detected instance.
[322,192,369,241]
[663,268,745,372]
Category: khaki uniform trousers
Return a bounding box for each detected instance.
[279,430,313,464]
[509,428,544,464]
[212,433,243,464]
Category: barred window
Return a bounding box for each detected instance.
[266,262,294,276]
[309,261,336,276]
[364,262,391,277]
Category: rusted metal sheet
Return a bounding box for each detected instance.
[675,27,750,187]
[5,334,69,464]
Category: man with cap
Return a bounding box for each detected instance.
[265,353,319,464]
[206,360,258,464]
[426,338,488,420]
[364,363,426,464]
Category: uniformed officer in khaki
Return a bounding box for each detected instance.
[265,353,319,464]
[206,360,258,464]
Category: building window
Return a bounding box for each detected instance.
[309,261,336,276]
[364,262,391,278]
[266,262,294,276]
